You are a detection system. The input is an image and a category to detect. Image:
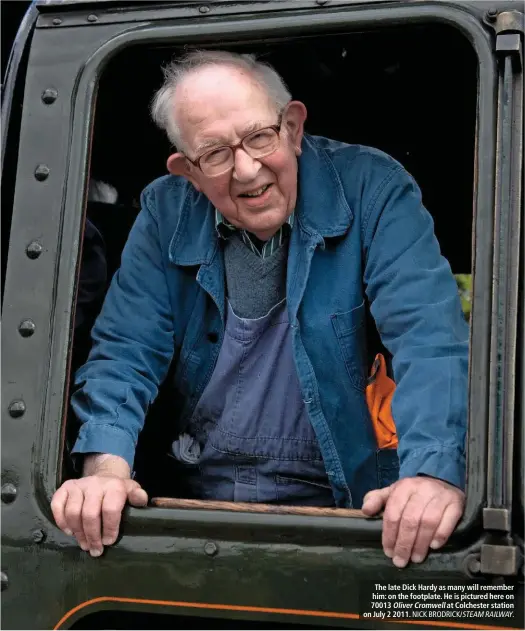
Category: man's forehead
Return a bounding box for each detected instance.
[174,65,275,150]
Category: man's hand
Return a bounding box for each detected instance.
[362,476,465,568]
[51,454,148,557]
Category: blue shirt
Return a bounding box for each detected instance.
[71,134,468,508]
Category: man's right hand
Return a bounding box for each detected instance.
[51,454,148,557]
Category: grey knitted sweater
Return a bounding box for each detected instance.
[223,232,288,319]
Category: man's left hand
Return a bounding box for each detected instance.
[361,477,465,568]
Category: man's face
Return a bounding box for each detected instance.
[167,66,307,240]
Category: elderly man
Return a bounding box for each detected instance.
[52,50,468,568]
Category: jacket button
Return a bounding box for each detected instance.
[207,332,219,343]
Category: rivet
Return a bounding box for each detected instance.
[87,13,98,22]
[26,241,43,259]
[41,88,58,105]
[52,17,62,26]
[1,572,7,591]
[463,552,481,576]
[32,529,46,544]
[8,401,26,418]
[19,319,35,338]
[486,8,498,21]
[204,541,218,556]
[199,5,210,13]
[316,0,329,5]
[1,484,17,504]
[467,556,481,574]
[34,165,50,181]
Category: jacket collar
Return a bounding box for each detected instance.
[295,134,352,239]
[168,133,353,266]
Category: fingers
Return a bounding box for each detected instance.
[410,495,448,563]
[429,500,464,551]
[362,486,391,516]
[391,492,433,568]
[127,482,148,507]
[82,487,105,556]
[101,486,127,546]
[101,481,147,546]
[63,484,89,551]
[50,485,73,537]
[381,483,414,559]
[380,477,466,568]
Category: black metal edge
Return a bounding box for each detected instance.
[522,204,525,519]
[486,30,523,512]
[125,505,384,542]
[34,0,398,29]
[0,2,39,186]
[4,2,495,544]
[33,1,524,30]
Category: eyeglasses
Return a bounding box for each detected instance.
[186,119,282,177]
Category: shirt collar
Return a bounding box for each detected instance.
[215,208,294,258]
[215,208,295,233]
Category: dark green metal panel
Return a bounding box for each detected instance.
[1,1,521,629]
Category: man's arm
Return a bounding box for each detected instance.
[52,186,175,555]
[71,186,175,466]
[359,160,468,566]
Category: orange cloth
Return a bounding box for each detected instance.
[365,353,398,449]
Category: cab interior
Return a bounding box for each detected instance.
[65,22,477,496]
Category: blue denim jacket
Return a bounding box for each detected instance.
[71,134,468,508]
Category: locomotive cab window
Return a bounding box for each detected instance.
[64,23,477,519]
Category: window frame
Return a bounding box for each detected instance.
[2,0,497,545]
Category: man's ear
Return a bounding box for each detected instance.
[167,152,201,191]
[283,101,307,156]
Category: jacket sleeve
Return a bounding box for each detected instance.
[362,162,468,490]
[71,188,175,469]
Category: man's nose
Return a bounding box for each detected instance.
[232,147,262,182]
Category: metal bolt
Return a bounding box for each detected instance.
[26,241,43,259]
[19,319,36,338]
[87,13,98,22]
[199,5,210,13]
[204,541,218,556]
[41,88,58,105]
[1,572,7,592]
[34,165,50,181]
[32,529,46,544]
[8,401,26,418]
[1,484,17,504]
[486,8,498,21]
[52,17,62,26]
[466,554,481,575]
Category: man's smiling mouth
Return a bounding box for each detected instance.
[239,183,272,198]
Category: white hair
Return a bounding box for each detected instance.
[150,50,292,150]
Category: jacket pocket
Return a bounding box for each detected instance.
[331,300,367,391]
[376,448,400,488]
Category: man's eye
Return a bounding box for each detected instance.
[246,130,274,148]
[203,148,230,166]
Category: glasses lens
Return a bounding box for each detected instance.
[244,128,279,157]
[201,147,233,176]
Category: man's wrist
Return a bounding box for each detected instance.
[82,453,131,479]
